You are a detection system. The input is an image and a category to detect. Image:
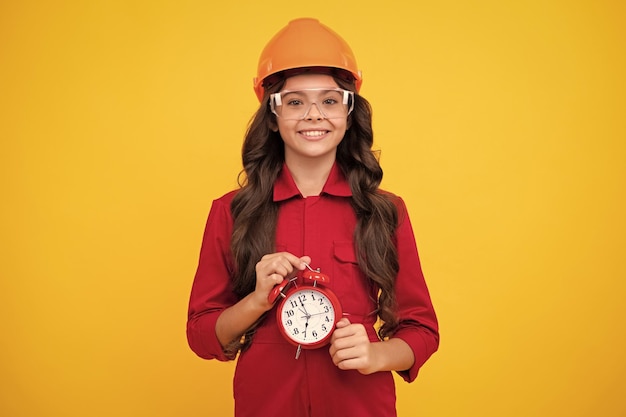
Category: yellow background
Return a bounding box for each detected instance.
[1,1,625,416]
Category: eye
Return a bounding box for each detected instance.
[321,91,344,105]
[286,98,304,106]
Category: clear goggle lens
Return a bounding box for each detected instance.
[270,88,354,120]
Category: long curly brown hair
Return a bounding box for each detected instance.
[225,75,399,357]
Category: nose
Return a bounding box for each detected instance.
[304,102,325,120]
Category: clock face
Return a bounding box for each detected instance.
[278,287,341,348]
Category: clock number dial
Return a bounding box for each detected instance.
[272,267,342,351]
[280,288,341,347]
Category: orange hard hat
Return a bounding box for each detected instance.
[253,18,363,101]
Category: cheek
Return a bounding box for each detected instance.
[336,124,348,141]
[276,119,291,136]
[335,117,348,132]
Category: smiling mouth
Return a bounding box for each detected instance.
[299,130,329,138]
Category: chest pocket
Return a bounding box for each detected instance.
[331,241,377,320]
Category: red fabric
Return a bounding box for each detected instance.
[187,163,439,417]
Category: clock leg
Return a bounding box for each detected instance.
[295,344,302,360]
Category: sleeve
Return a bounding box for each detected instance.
[391,197,440,382]
[186,195,238,361]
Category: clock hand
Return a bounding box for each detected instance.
[298,298,311,318]
[305,311,330,317]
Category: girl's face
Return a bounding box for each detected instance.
[273,74,349,168]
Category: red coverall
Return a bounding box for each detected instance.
[187,163,439,417]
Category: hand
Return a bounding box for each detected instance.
[329,318,379,375]
[253,252,311,311]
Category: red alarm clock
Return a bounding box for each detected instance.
[268,265,342,358]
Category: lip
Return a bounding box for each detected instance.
[298,129,330,140]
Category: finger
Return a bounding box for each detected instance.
[335,318,351,328]
[298,256,312,269]
[275,252,311,270]
[336,356,368,372]
[331,319,354,341]
[330,344,362,367]
[257,254,294,278]
[331,323,369,348]
[268,273,285,285]
[330,323,353,347]
[330,339,372,371]
[271,253,311,273]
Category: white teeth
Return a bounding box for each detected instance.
[300,130,327,137]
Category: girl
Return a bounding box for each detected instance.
[187,18,439,417]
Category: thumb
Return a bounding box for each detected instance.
[335,317,351,328]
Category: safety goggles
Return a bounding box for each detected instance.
[270,88,354,120]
